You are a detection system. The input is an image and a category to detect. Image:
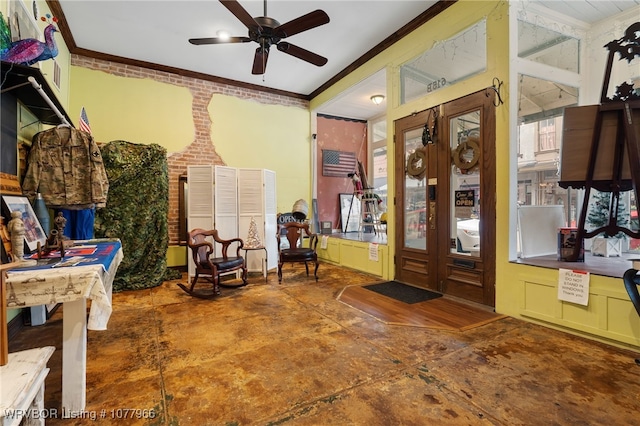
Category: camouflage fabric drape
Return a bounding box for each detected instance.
[95,141,179,291]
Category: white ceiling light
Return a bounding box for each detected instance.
[370,94,385,105]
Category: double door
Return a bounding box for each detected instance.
[394,90,496,306]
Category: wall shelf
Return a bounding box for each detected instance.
[0,61,73,126]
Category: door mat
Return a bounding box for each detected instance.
[363,281,442,304]
[338,285,507,330]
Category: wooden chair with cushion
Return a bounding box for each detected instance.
[178,228,248,299]
[277,221,319,282]
[623,262,640,365]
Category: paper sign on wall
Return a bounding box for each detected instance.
[558,268,590,306]
[321,235,328,250]
[368,243,379,261]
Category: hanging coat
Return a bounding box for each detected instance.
[22,127,109,209]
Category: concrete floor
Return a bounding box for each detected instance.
[9,263,640,425]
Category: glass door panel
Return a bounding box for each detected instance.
[450,110,481,257]
[404,127,427,250]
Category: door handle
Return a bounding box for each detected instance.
[429,201,436,230]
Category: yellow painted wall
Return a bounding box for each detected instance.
[68,67,192,269]
[68,69,311,213]
[208,94,312,213]
[68,69,311,268]
[166,246,186,268]
[69,67,194,150]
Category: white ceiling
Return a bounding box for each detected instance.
[534,0,639,24]
[56,0,435,94]
[53,0,640,121]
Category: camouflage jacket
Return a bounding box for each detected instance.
[22,127,109,209]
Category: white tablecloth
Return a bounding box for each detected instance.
[6,248,123,330]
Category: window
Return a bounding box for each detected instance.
[518,20,580,73]
[400,19,486,104]
[512,5,640,262]
[517,75,578,250]
[369,117,387,210]
[53,60,61,89]
[513,9,582,260]
[538,118,556,152]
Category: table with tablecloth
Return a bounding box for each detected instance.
[5,239,123,417]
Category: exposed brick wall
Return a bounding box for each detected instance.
[71,55,309,245]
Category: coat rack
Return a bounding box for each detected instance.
[558,22,640,261]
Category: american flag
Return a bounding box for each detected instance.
[322,150,357,177]
[79,107,91,134]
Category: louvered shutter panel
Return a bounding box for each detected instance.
[238,168,265,272]
[263,169,278,271]
[187,165,215,277]
[214,166,238,242]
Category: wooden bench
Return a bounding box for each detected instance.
[0,346,55,426]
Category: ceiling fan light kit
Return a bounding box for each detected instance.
[189,0,330,75]
[215,30,231,40]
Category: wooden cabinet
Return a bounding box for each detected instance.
[317,237,388,279]
[317,237,341,264]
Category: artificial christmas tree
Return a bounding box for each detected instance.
[586,190,629,257]
[245,217,263,248]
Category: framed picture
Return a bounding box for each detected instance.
[1,195,46,253]
[339,193,360,233]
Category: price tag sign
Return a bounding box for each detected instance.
[558,268,590,306]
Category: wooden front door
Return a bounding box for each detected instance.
[394,90,496,306]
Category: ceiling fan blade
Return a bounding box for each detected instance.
[277,42,327,67]
[189,36,251,45]
[252,47,270,75]
[275,10,329,38]
[220,0,263,31]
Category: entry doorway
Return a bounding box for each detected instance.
[394,90,496,306]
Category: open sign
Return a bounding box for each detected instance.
[455,190,475,207]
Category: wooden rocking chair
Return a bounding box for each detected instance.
[178,229,248,299]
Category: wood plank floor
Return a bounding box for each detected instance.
[337,285,507,331]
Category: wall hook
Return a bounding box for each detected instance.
[487,77,504,107]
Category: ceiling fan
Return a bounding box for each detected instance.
[189,0,330,75]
